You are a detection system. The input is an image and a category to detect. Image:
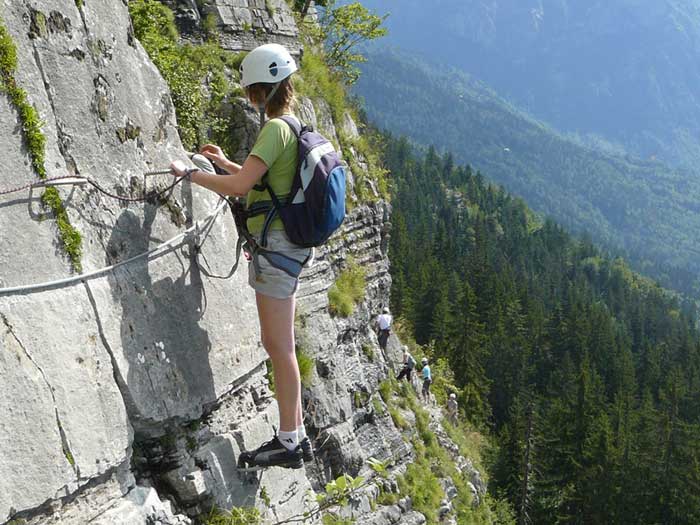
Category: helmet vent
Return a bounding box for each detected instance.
[269,62,278,76]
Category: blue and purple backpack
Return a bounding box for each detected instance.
[256,115,346,248]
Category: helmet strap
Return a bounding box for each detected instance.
[258,82,282,127]
[265,82,282,106]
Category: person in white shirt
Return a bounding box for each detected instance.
[447,393,459,425]
[375,307,392,349]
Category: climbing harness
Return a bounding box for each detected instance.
[192,193,309,281]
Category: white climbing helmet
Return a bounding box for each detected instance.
[421,357,428,365]
[450,393,457,400]
[239,43,297,87]
[383,307,390,313]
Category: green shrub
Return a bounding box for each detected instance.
[428,356,459,407]
[129,0,243,153]
[328,259,366,316]
[296,49,348,124]
[259,485,271,507]
[203,13,218,41]
[344,132,390,201]
[0,20,17,76]
[317,1,387,85]
[361,344,374,362]
[376,487,399,505]
[322,515,354,525]
[353,390,370,409]
[353,390,362,408]
[442,420,488,481]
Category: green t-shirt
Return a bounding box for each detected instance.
[247,116,298,233]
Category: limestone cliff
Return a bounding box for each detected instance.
[0,1,485,524]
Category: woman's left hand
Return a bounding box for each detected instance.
[199,144,228,166]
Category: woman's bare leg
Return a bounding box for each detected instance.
[256,292,300,432]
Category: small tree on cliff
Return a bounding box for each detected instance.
[294,0,328,18]
[298,1,387,84]
[322,2,387,84]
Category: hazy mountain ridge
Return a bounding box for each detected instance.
[355,49,700,295]
[360,0,700,168]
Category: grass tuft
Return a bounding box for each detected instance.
[1,18,83,270]
[266,346,315,391]
[328,259,366,317]
[41,188,83,272]
[200,506,261,525]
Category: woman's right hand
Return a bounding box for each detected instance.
[199,144,228,166]
[169,160,189,178]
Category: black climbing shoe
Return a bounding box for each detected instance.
[237,436,303,472]
[300,437,314,462]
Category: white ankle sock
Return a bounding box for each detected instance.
[297,425,307,441]
[278,430,299,451]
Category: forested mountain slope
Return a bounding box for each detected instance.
[385,134,700,524]
[360,0,700,168]
[355,49,700,296]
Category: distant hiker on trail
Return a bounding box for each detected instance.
[447,393,459,425]
[396,346,416,382]
[421,358,432,403]
[376,307,392,349]
[169,44,316,471]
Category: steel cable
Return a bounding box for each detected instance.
[0,198,228,295]
[0,170,187,202]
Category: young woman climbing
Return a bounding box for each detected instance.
[169,43,311,470]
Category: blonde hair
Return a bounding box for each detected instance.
[245,77,295,117]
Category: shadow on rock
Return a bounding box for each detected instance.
[105,198,215,434]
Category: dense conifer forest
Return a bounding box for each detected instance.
[384,135,700,524]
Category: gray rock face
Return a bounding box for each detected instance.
[0,1,486,524]
[204,0,301,54]
[0,0,258,521]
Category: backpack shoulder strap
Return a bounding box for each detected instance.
[253,116,301,191]
[279,115,303,137]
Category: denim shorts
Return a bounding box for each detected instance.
[247,229,313,299]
